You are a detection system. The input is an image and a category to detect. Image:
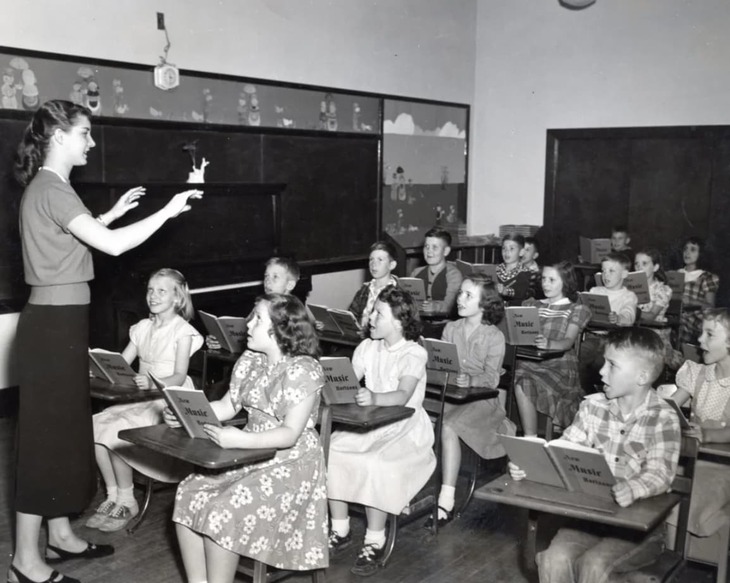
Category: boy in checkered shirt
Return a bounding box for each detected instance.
[509,327,681,583]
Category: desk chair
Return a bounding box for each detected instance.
[608,435,700,583]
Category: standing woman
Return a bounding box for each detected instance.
[11,100,202,583]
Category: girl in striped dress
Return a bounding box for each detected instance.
[513,261,592,435]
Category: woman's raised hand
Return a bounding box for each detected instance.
[108,186,146,221]
[165,189,204,218]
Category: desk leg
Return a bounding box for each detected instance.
[202,352,209,392]
[320,405,332,468]
[523,509,540,576]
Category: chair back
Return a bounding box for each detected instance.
[500,343,518,418]
[672,435,700,558]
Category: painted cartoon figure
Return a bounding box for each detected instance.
[446,205,458,224]
[85,78,101,115]
[237,92,248,125]
[248,93,261,126]
[202,88,212,122]
[21,69,39,111]
[353,102,361,131]
[318,98,327,130]
[1,68,20,109]
[112,79,129,115]
[69,81,84,105]
[325,93,338,131]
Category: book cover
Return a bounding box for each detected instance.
[665,271,686,300]
[499,435,566,489]
[455,259,497,284]
[328,309,362,340]
[398,277,427,302]
[307,304,342,335]
[504,306,541,345]
[89,348,137,385]
[546,439,616,500]
[422,338,461,374]
[579,236,611,265]
[596,271,649,305]
[161,384,222,439]
[320,356,360,405]
[579,292,612,324]
[199,310,246,353]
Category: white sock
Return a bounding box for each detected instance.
[117,486,137,508]
[105,485,118,503]
[331,517,350,538]
[364,528,386,549]
[438,485,456,519]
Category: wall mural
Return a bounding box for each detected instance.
[382,99,468,248]
[0,50,379,132]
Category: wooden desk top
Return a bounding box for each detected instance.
[474,474,680,532]
[90,377,161,403]
[119,424,276,470]
[425,383,498,403]
[515,346,566,361]
[203,348,242,363]
[699,441,730,460]
[329,403,414,430]
[317,330,362,348]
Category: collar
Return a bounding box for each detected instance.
[39,166,69,184]
[384,338,407,353]
[541,297,571,307]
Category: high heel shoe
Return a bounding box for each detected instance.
[45,542,114,563]
[7,564,80,583]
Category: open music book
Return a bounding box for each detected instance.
[500,435,616,500]
[455,259,498,284]
[89,348,137,386]
[307,304,362,339]
[579,236,611,265]
[198,310,247,353]
[149,372,221,439]
[397,277,427,303]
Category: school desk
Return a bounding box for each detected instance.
[200,348,240,392]
[90,377,161,404]
[474,474,682,571]
[515,345,566,361]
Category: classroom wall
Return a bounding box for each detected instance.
[0,0,478,389]
[469,0,730,235]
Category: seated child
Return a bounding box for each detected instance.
[510,327,681,583]
[327,287,436,576]
[426,276,515,528]
[496,233,538,305]
[589,252,638,327]
[349,240,399,329]
[169,294,327,582]
[90,268,203,531]
[410,226,463,315]
[610,225,634,265]
[670,309,730,546]
[521,236,541,274]
[581,252,638,389]
[678,236,719,345]
[514,261,592,434]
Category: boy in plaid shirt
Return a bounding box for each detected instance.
[510,327,681,583]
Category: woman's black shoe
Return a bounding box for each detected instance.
[7,564,80,583]
[45,542,114,564]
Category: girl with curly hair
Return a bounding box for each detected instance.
[425,276,514,529]
[168,293,328,583]
[326,286,436,577]
[514,261,592,436]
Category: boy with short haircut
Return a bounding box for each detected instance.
[510,327,681,583]
[521,236,540,273]
[589,252,638,326]
[410,226,463,314]
[611,225,634,265]
[348,241,399,329]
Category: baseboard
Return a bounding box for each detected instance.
[0,386,18,417]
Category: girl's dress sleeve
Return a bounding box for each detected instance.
[569,303,592,331]
[675,360,702,397]
[398,344,427,381]
[701,272,720,296]
[176,320,204,356]
[469,328,505,389]
[280,357,325,411]
[129,319,149,348]
[654,283,672,311]
[352,339,371,381]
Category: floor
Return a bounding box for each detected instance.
[0,415,721,583]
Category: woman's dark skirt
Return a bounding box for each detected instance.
[15,303,96,516]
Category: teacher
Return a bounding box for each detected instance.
[10,99,202,583]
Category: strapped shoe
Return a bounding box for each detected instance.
[45,542,114,564]
[350,543,385,577]
[328,529,353,556]
[8,564,80,583]
[84,499,116,529]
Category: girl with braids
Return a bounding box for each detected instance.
[11,99,202,583]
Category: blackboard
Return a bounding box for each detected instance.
[0,112,379,306]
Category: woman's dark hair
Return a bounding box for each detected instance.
[377,286,422,341]
[683,236,713,270]
[261,293,321,358]
[14,99,92,187]
[548,261,579,302]
[634,248,667,283]
[464,275,504,326]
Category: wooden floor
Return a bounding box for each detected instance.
[0,416,719,583]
